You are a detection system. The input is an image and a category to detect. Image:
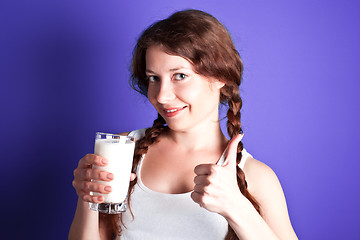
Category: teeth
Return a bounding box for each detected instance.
[165,107,185,113]
[166,108,180,113]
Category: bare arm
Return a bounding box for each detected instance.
[69,199,111,240]
[192,135,297,239]
[226,157,298,239]
[68,154,114,240]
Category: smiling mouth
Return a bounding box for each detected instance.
[165,106,186,113]
[163,106,187,117]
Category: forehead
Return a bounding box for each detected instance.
[145,45,193,72]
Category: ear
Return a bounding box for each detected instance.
[213,80,225,89]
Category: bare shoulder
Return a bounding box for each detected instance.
[242,157,298,239]
[242,157,279,195]
[242,156,284,208]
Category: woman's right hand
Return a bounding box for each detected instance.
[72,154,137,203]
[72,154,114,203]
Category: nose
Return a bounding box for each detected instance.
[156,80,175,104]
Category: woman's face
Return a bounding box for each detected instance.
[145,45,224,132]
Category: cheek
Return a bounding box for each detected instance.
[179,83,218,104]
[176,86,199,103]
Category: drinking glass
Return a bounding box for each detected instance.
[89,132,135,214]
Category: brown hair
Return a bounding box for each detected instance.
[104,9,261,239]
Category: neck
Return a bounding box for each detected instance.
[166,122,228,152]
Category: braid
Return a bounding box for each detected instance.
[226,88,242,136]
[130,114,167,181]
[105,114,167,237]
[224,88,261,240]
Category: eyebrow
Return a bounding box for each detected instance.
[145,67,190,74]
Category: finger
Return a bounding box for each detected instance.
[82,181,112,194]
[75,168,114,181]
[193,184,211,194]
[78,154,108,168]
[194,164,216,176]
[130,173,137,182]
[194,175,210,185]
[222,133,244,167]
[190,191,202,204]
[73,179,112,195]
[82,194,105,203]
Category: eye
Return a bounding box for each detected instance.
[174,73,187,81]
[147,75,159,82]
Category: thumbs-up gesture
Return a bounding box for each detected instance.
[191,134,245,216]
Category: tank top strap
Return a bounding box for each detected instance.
[239,148,252,169]
[128,128,147,140]
[216,148,251,170]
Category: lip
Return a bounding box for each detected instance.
[162,106,187,118]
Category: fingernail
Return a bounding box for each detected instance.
[97,196,104,202]
[104,186,112,192]
[107,173,114,180]
[101,158,108,165]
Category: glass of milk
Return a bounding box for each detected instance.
[89,132,135,214]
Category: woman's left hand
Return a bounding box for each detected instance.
[190,134,246,217]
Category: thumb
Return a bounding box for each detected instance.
[222,134,244,167]
[130,173,137,182]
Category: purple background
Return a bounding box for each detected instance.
[1,0,359,239]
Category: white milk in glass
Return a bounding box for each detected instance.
[92,135,135,203]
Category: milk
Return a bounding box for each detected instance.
[92,135,135,203]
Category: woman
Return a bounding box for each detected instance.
[69,9,298,240]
